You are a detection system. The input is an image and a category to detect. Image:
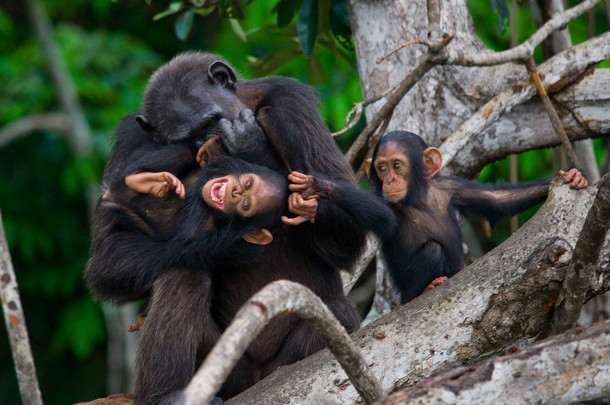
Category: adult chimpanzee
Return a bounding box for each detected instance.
[365,130,588,304]
[85,52,396,402]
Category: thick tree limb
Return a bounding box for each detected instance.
[228,182,602,405]
[0,211,43,405]
[549,174,610,334]
[376,319,610,404]
[185,280,384,405]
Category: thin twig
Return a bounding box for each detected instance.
[377,40,427,64]
[332,102,363,137]
[0,211,43,405]
[523,56,583,170]
[184,280,385,405]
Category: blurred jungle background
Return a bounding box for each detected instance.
[0,1,607,403]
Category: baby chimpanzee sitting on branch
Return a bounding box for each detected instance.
[366,130,588,304]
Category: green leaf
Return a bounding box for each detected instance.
[277,0,299,27]
[229,18,247,42]
[490,0,510,35]
[153,1,183,21]
[144,0,151,5]
[175,9,194,40]
[297,0,318,58]
[305,53,327,85]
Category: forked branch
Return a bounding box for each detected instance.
[183,280,384,405]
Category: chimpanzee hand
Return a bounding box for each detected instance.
[282,192,319,226]
[218,109,269,157]
[287,171,338,200]
[196,135,227,167]
[557,168,588,189]
[282,171,340,226]
[125,171,186,199]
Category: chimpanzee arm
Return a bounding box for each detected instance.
[234,77,355,183]
[444,176,552,225]
[288,171,397,241]
[105,113,197,191]
[85,213,188,303]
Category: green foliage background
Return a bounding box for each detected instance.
[0,1,606,403]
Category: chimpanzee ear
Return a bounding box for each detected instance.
[208,61,237,92]
[242,229,273,245]
[135,115,155,135]
[423,147,442,179]
[364,158,373,180]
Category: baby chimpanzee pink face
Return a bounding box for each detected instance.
[373,142,411,203]
[202,173,280,217]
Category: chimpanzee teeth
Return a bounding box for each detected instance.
[211,181,227,204]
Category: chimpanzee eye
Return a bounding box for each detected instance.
[244,179,252,190]
[393,162,402,170]
[242,199,251,211]
[377,164,387,172]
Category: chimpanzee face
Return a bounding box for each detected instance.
[373,142,412,203]
[202,173,284,218]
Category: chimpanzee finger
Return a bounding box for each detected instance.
[219,118,239,153]
[281,215,310,226]
[239,108,256,127]
[288,193,317,217]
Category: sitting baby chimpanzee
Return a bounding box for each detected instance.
[366,130,588,304]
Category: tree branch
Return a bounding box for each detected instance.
[377,319,610,404]
[25,0,93,156]
[440,32,610,175]
[0,211,43,405]
[184,280,384,405]
[0,113,71,148]
[548,174,610,335]
[442,0,602,66]
[523,56,583,170]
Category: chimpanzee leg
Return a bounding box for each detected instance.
[259,296,359,378]
[134,269,222,405]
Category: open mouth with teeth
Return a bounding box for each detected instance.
[208,177,228,210]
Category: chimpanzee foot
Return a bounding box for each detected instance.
[421,276,449,294]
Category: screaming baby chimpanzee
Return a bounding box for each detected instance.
[86,152,288,305]
[366,130,588,304]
